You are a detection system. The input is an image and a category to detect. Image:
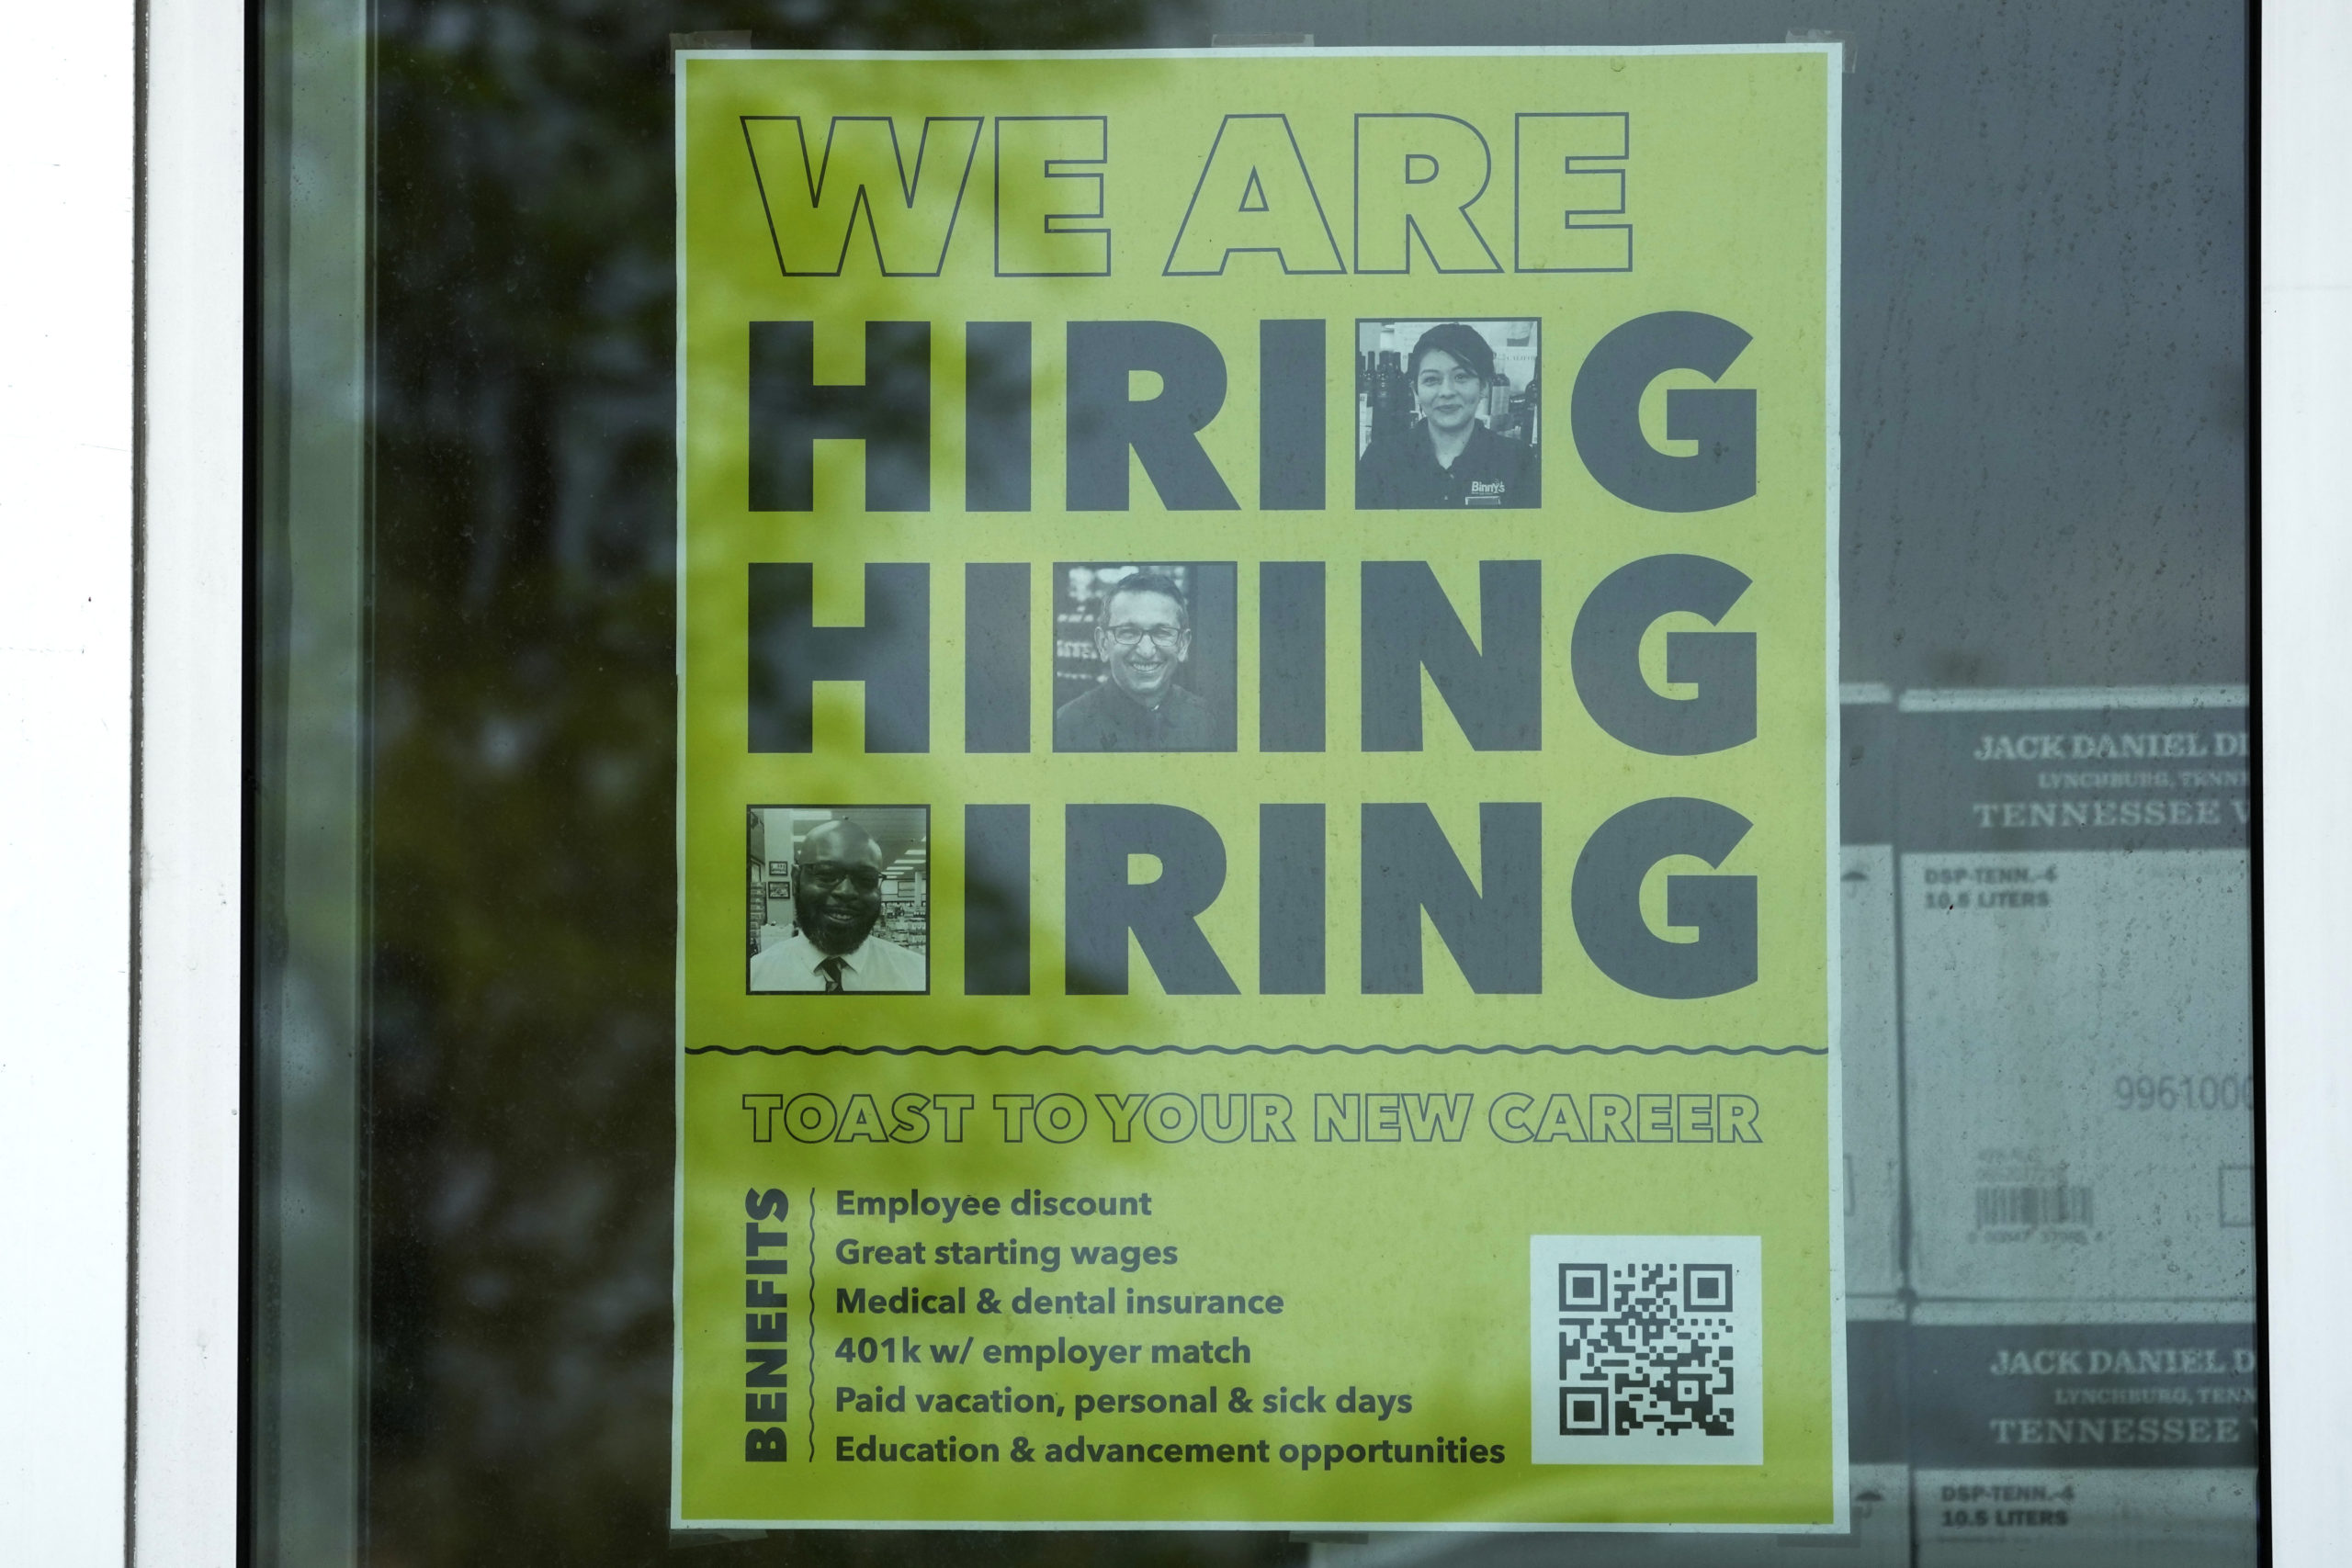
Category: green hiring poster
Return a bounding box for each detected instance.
[673,45,1842,1531]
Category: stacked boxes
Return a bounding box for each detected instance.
[1894,689,2255,1566]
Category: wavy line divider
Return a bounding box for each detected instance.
[684,1042,1826,1058]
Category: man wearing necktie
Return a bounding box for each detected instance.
[1052,571,1218,752]
[748,818,928,993]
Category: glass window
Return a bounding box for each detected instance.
[249,1,2253,1561]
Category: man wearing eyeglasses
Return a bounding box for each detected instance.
[749,818,927,993]
[1053,570,1218,752]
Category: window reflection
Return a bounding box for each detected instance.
[251,0,2252,1561]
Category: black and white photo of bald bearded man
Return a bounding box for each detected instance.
[749,818,925,992]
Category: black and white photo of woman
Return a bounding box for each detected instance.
[1355,320,1541,510]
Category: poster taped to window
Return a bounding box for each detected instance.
[673,44,1844,1530]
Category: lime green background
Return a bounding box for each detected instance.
[677,50,1835,1527]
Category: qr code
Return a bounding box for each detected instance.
[1528,1235,1762,1465]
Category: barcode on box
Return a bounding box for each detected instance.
[1528,1235,1763,1466]
[1973,1184,2094,1228]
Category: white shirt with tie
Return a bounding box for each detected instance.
[749,929,927,993]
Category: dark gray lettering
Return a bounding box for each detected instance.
[747,562,928,752]
[1361,803,1541,994]
[965,321,1031,511]
[749,320,931,511]
[1570,796,1756,998]
[1259,804,1326,995]
[964,805,1030,996]
[963,563,1030,752]
[1259,319,1325,509]
[1066,321,1239,511]
[1362,561,1540,751]
[1569,311,1756,513]
[1570,555,1755,755]
[1259,561,1326,752]
[1065,806,1239,995]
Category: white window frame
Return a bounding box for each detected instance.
[130,0,247,1561]
[0,1,2344,1562]
[2254,0,2352,1551]
[0,2,138,1562]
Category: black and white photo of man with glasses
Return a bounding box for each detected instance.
[1051,570,1219,751]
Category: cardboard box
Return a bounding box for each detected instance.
[1891,689,2255,1566]
[1907,1302,2256,1567]
[1894,689,2253,1302]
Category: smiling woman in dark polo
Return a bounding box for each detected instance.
[1357,321,1540,510]
[1052,570,1218,752]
